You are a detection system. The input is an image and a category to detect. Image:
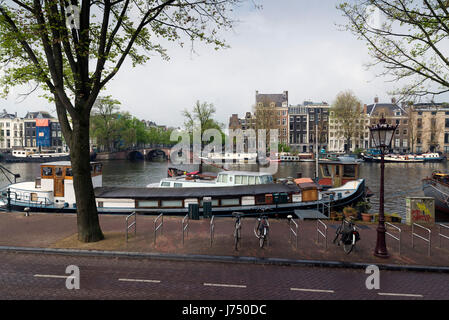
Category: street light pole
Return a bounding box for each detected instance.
[369,117,397,259]
[374,151,389,258]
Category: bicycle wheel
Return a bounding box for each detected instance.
[343,234,355,254]
[333,226,342,245]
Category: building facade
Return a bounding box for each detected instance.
[288,105,308,152]
[409,103,449,154]
[255,90,289,145]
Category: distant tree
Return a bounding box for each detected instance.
[90,96,121,152]
[331,91,364,153]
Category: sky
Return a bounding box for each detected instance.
[1,0,441,127]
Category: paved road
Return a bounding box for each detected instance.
[0,251,448,302]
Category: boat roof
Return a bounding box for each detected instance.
[95,184,299,199]
[40,161,101,166]
[318,161,359,165]
[217,171,273,176]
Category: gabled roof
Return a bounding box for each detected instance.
[256,91,288,108]
[366,103,407,116]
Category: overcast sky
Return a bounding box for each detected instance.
[1,0,443,127]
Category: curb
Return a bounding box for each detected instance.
[1,245,449,273]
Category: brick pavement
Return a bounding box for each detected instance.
[0,211,448,268]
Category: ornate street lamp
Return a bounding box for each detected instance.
[369,117,398,258]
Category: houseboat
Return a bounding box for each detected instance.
[422,171,449,214]
[205,152,258,164]
[1,149,70,163]
[1,161,367,216]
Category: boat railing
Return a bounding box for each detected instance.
[287,215,298,249]
[438,223,449,249]
[412,223,431,256]
[125,211,137,242]
[2,189,54,209]
[182,214,189,245]
[154,213,163,245]
[385,222,401,255]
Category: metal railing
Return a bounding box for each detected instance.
[182,214,189,245]
[154,213,163,245]
[287,215,298,249]
[316,219,328,249]
[125,211,136,242]
[412,223,431,256]
[210,215,215,247]
[438,223,449,248]
[385,222,401,255]
[317,193,332,217]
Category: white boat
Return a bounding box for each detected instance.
[205,152,258,163]
[147,170,275,188]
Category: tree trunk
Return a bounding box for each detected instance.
[71,115,104,242]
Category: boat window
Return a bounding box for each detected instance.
[255,177,261,184]
[242,175,248,185]
[216,175,221,183]
[161,181,171,187]
[335,165,340,176]
[248,176,255,185]
[323,165,331,177]
[42,167,53,177]
[138,200,159,208]
[55,167,63,177]
[95,164,102,173]
[174,183,183,188]
[161,200,183,207]
[343,165,356,178]
[221,174,228,183]
[235,175,242,184]
[200,199,219,206]
[31,193,38,201]
[221,198,240,206]
[65,168,73,177]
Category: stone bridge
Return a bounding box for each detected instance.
[96,147,193,161]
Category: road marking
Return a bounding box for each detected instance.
[290,288,334,293]
[378,292,423,298]
[118,278,161,283]
[203,283,246,288]
[34,274,68,279]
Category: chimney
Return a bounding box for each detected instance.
[374,96,379,104]
[391,97,396,104]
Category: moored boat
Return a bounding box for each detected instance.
[0,160,367,217]
[422,171,449,214]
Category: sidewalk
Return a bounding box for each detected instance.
[1,211,449,271]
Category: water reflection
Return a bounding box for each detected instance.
[1,160,448,221]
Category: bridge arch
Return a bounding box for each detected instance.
[146,149,168,161]
[127,150,144,161]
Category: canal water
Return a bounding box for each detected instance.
[1,160,448,222]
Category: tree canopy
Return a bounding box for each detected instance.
[338,0,449,101]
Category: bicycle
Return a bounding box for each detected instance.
[233,212,243,251]
[254,210,270,248]
[333,216,360,254]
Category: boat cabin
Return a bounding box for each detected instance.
[7,161,102,208]
[318,161,360,188]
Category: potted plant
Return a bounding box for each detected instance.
[356,201,372,222]
[343,206,357,219]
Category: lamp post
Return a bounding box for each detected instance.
[369,117,397,258]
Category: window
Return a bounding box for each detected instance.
[174,183,183,188]
[445,132,449,144]
[235,175,242,184]
[248,176,255,185]
[241,175,248,185]
[161,181,171,187]
[42,167,53,176]
[65,168,73,177]
[417,118,422,128]
[221,198,240,206]
[446,118,449,128]
[161,200,183,207]
[137,200,159,208]
[55,167,63,176]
